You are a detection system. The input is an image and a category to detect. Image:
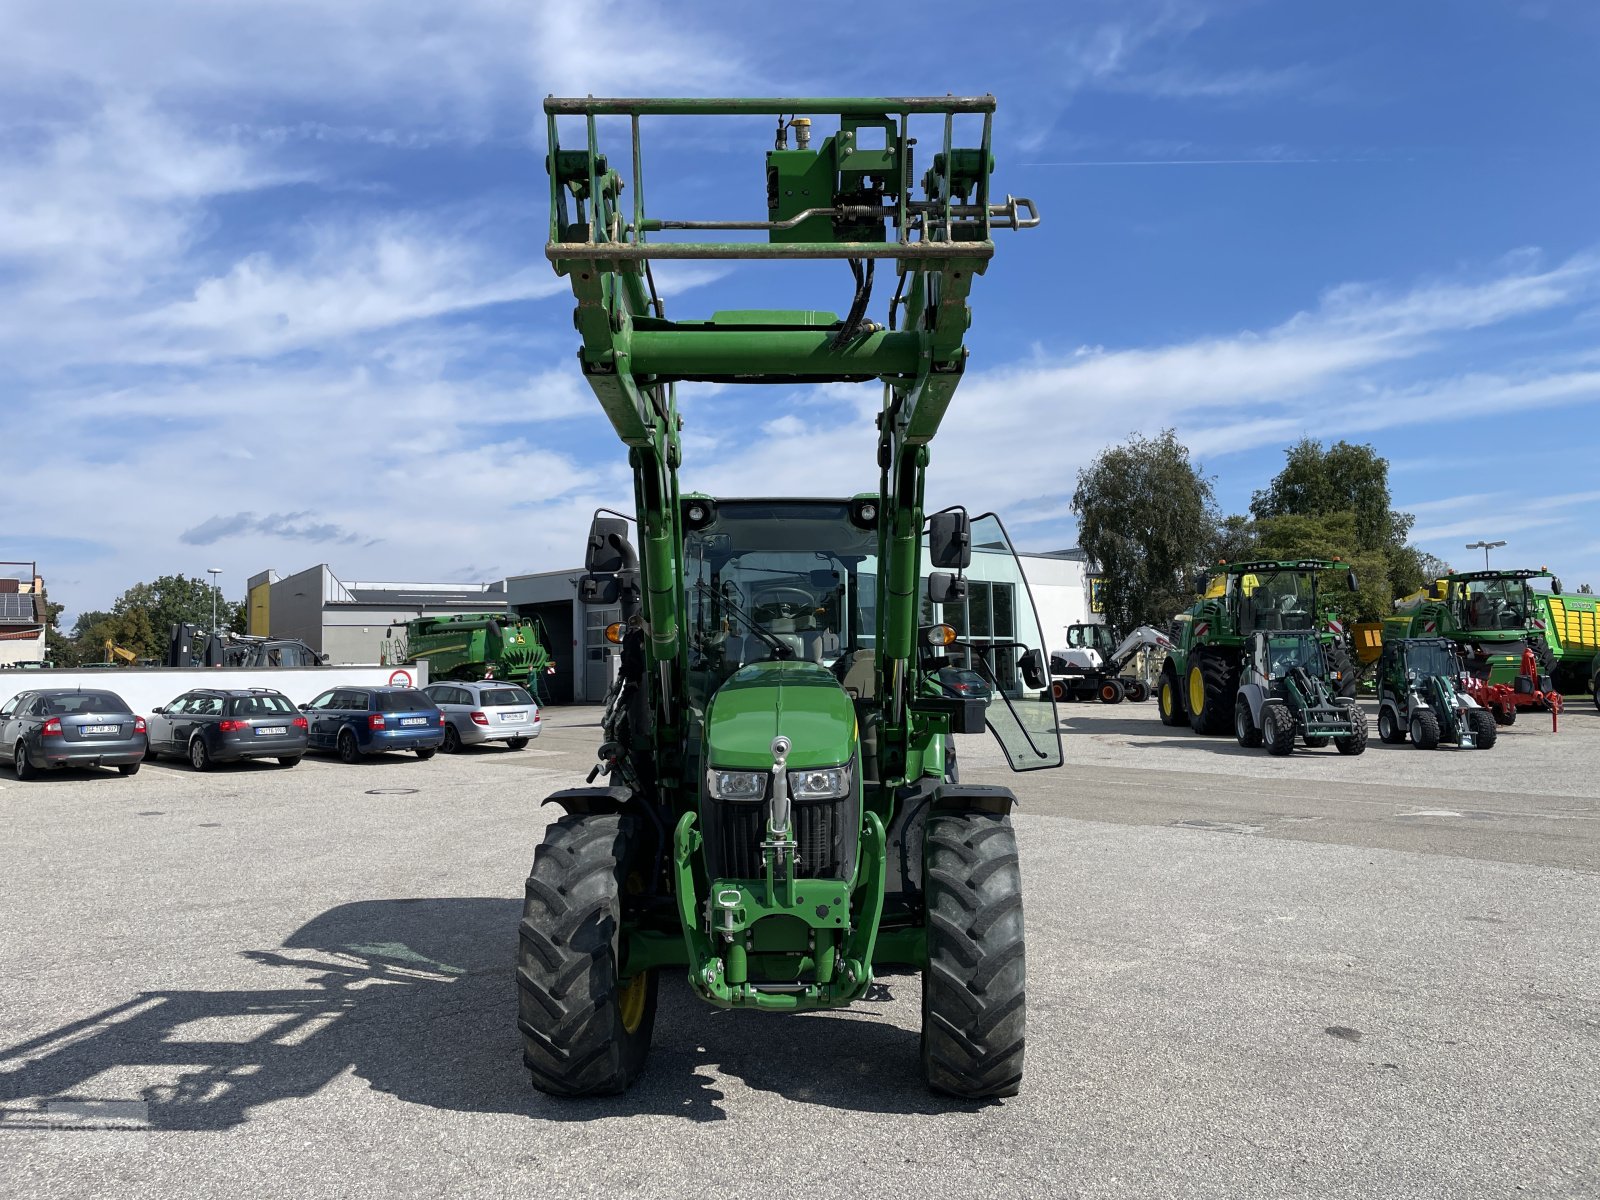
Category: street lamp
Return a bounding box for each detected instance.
[207,567,222,633]
[1464,540,1506,570]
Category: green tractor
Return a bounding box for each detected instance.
[1233,628,1367,756]
[1157,559,1360,735]
[518,96,1060,1099]
[1374,636,1497,750]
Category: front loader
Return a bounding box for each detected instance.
[1233,629,1368,756]
[518,97,1061,1100]
[1051,623,1172,703]
[1374,637,1497,749]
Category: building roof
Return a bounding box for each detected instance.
[0,591,44,628]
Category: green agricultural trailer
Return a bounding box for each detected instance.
[518,95,1061,1100]
[396,613,552,691]
[1537,587,1600,692]
[1157,559,1360,735]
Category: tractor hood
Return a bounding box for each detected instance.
[704,660,857,770]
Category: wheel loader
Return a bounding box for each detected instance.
[519,97,1061,1099]
[1373,636,1497,749]
[1232,629,1368,756]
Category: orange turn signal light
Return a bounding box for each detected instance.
[605,623,624,644]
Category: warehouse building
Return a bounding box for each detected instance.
[248,564,509,665]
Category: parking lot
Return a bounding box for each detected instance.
[2,700,1596,1199]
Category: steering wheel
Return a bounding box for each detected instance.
[753,586,816,617]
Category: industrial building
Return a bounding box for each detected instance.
[0,562,48,667]
[248,564,509,666]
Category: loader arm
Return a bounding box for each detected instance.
[544,96,1036,792]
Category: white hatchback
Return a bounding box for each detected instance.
[424,681,542,751]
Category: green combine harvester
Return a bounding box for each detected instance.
[1157,559,1360,735]
[517,95,1060,1099]
[400,613,551,689]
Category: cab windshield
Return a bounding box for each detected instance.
[685,501,877,704]
[1402,642,1462,677]
[1236,570,1316,633]
[1264,632,1325,678]
[1452,577,1533,631]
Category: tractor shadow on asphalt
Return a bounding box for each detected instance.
[0,898,983,1133]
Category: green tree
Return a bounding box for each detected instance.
[1253,511,1388,622]
[1250,439,1413,552]
[1072,429,1216,630]
[109,574,241,658]
[42,597,78,666]
[1209,513,1258,567]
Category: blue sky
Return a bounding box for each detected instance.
[3,0,1598,622]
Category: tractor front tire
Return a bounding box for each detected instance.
[1234,695,1261,748]
[1409,709,1441,750]
[1185,649,1239,736]
[1468,708,1498,749]
[922,811,1026,1100]
[518,813,657,1097]
[1157,663,1189,727]
[1262,704,1295,756]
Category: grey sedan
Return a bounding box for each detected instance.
[0,688,148,779]
[147,688,309,770]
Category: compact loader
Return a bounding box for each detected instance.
[519,97,1061,1100]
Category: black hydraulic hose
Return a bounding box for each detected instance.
[830,257,875,348]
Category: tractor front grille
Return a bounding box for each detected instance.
[704,796,854,880]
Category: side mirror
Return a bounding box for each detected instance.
[1019,648,1047,690]
[151,706,164,714]
[927,572,969,606]
[579,574,621,606]
[927,511,972,570]
[1552,578,1563,595]
[1346,569,1359,592]
[585,515,635,574]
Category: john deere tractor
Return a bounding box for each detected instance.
[518,96,1061,1099]
[1157,559,1360,735]
[1233,628,1367,756]
[1374,637,1497,750]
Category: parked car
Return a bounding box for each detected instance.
[301,686,445,763]
[0,688,147,779]
[146,688,309,771]
[937,666,994,703]
[423,680,541,752]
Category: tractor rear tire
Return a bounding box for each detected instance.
[1262,704,1295,756]
[922,811,1026,1100]
[1157,664,1188,727]
[1377,706,1406,744]
[1098,679,1125,705]
[1468,708,1498,749]
[1327,642,1359,699]
[1185,649,1239,736]
[1334,703,1367,755]
[1234,695,1261,748]
[1409,709,1441,750]
[517,813,657,1097]
[1493,705,1516,727]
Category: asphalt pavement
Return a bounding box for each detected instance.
[1,699,1595,1199]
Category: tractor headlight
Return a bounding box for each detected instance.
[789,764,851,800]
[707,769,766,801]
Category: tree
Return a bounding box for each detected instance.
[1072,430,1216,630]
[42,597,77,667]
[1579,583,1595,595]
[1209,514,1258,567]
[1250,439,1412,552]
[109,574,241,659]
[1253,511,1389,622]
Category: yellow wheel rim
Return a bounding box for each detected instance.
[1160,680,1172,715]
[617,971,647,1035]
[1188,666,1206,717]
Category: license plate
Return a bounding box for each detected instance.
[82,724,118,735]
[257,726,287,736]
[400,717,427,726]
[501,712,526,723]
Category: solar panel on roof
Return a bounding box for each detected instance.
[0,594,36,621]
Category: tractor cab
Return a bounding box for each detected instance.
[1443,570,1548,635]
[1232,566,1317,633]
[1256,629,1327,681]
[1063,622,1117,660]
